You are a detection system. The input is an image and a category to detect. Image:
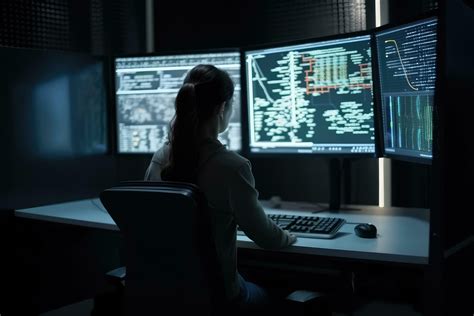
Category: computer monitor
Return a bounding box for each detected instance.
[244,34,376,156]
[0,49,108,158]
[374,16,437,163]
[0,47,111,209]
[114,51,242,154]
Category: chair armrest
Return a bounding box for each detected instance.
[285,290,323,303]
[284,290,331,316]
[92,267,126,316]
[105,266,126,283]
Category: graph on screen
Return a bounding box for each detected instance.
[376,17,437,161]
[245,35,375,154]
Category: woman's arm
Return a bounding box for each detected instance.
[144,161,163,181]
[230,162,296,249]
[144,145,170,181]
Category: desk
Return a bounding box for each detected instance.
[15,198,429,265]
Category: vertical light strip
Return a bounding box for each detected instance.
[378,158,385,207]
[375,0,381,27]
[376,0,391,208]
[145,0,155,53]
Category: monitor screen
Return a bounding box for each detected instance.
[375,17,437,163]
[0,49,108,158]
[114,51,242,154]
[0,47,112,209]
[244,34,375,155]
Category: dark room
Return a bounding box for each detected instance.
[0,0,472,315]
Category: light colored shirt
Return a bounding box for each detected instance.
[144,139,293,300]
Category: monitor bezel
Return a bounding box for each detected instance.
[372,13,438,165]
[111,47,243,156]
[240,30,379,158]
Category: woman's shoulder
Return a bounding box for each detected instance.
[151,143,171,165]
[219,150,249,167]
[210,149,251,174]
[200,139,249,172]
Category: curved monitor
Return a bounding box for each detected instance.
[374,16,437,164]
[114,50,242,154]
[244,34,376,156]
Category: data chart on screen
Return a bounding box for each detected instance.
[115,52,241,153]
[376,17,437,162]
[245,35,375,155]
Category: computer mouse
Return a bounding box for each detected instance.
[354,223,377,238]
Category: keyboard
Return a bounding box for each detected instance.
[237,213,346,239]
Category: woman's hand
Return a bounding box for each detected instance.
[289,233,297,245]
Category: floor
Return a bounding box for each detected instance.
[40,299,94,316]
[347,301,422,316]
[40,298,422,316]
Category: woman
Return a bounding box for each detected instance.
[144,64,296,310]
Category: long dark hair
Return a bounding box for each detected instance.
[161,64,234,183]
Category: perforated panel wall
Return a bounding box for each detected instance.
[91,0,105,54]
[422,0,439,11]
[0,0,71,50]
[389,0,438,25]
[104,0,144,54]
[0,0,145,54]
[263,0,367,42]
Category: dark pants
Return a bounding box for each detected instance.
[236,273,271,311]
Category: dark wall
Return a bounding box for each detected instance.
[438,0,474,252]
[430,0,474,315]
[0,210,15,314]
[0,47,117,210]
[153,0,262,49]
[391,161,432,208]
[428,0,474,315]
[0,0,145,55]
[10,219,123,315]
[154,0,369,49]
[0,0,147,211]
[389,0,439,24]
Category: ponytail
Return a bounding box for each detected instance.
[161,64,234,183]
[161,83,200,182]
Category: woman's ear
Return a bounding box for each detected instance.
[217,102,226,115]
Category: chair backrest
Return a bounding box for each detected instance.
[100,181,225,315]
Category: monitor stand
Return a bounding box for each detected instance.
[317,158,362,213]
[329,158,342,211]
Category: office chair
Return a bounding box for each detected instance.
[93,181,332,316]
[95,181,229,316]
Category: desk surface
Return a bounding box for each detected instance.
[15,198,430,265]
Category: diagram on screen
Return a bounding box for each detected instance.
[246,37,375,153]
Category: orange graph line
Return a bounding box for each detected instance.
[385,39,419,91]
[302,55,316,95]
[359,63,370,77]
